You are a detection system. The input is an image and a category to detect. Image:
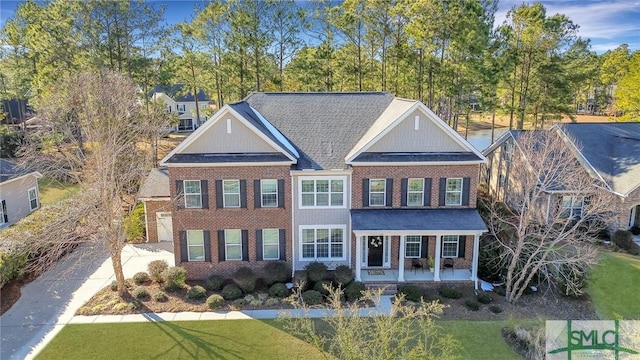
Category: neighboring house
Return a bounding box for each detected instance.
[482,123,640,230]
[142,92,488,286]
[151,85,211,132]
[0,159,42,228]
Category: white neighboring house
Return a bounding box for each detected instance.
[151,85,211,132]
[0,159,42,228]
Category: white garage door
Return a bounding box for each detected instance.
[156,212,173,242]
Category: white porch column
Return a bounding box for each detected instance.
[434,235,442,281]
[471,235,480,289]
[398,235,406,282]
[355,234,362,281]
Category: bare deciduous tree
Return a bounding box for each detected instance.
[480,129,617,304]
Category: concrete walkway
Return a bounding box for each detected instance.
[0,242,175,360]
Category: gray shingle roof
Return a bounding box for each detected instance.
[244,92,395,169]
[153,85,210,102]
[138,168,170,199]
[0,159,38,183]
[351,209,488,232]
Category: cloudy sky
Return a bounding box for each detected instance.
[1,0,638,54]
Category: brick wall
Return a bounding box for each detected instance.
[144,200,172,243]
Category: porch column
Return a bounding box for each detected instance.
[434,235,442,281]
[398,235,406,282]
[471,235,480,289]
[355,234,362,281]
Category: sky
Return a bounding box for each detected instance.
[1,0,638,55]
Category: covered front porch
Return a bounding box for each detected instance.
[360,268,472,282]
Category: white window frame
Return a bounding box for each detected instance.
[298,176,346,209]
[261,179,278,208]
[442,235,459,258]
[299,225,346,261]
[445,178,463,206]
[223,180,241,208]
[177,104,186,112]
[407,178,424,206]
[225,229,242,261]
[183,180,202,208]
[561,196,584,219]
[369,179,386,207]
[187,230,205,261]
[262,228,280,260]
[28,187,39,211]
[405,235,422,258]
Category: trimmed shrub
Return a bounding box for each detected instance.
[205,275,225,291]
[132,287,149,300]
[477,292,493,304]
[262,261,290,285]
[233,267,258,293]
[186,285,207,300]
[302,290,323,305]
[109,280,118,292]
[465,300,480,311]
[344,281,366,302]
[162,267,187,291]
[305,262,328,282]
[612,230,640,255]
[221,284,243,300]
[489,305,503,314]
[313,280,333,295]
[132,271,150,285]
[154,292,168,302]
[128,300,141,310]
[333,265,354,285]
[438,286,462,299]
[269,283,289,298]
[148,260,169,283]
[206,294,224,309]
[232,298,246,308]
[398,284,425,302]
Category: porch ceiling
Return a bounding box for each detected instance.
[350,209,488,232]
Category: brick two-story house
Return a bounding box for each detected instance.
[144,92,488,285]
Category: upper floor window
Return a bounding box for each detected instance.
[177,104,186,112]
[407,179,424,206]
[223,180,241,208]
[445,178,462,206]
[184,180,202,208]
[369,179,386,206]
[561,196,583,219]
[300,177,345,208]
[405,235,421,258]
[187,230,205,261]
[442,235,459,258]
[261,179,278,207]
[28,187,39,211]
[300,226,345,260]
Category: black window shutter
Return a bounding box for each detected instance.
[458,236,466,258]
[386,178,393,207]
[215,180,223,208]
[203,230,211,261]
[254,180,262,208]
[241,230,249,261]
[175,180,184,209]
[439,178,446,206]
[179,231,188,262]
[240,180,247,208]
[1,200,7,223]
[462,177,471,206]
[279,229,286,261]
[201,180,209,209]
[421,236,429,258]
[256,229,263,261]
[424,178,432,206]
[400,178,408,206]
[217,230,225,262]
[277,179,285,208]
[362,179,369,207]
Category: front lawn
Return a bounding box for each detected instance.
[440,320,526,359]
[588,252,640,319]
[38,177,80,205]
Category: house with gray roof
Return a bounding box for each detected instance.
[482,123,640,230]
[143,92,488,287]
[151,84,212,132]
[0,159,42,228]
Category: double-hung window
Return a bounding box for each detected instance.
[405,235,421,258]
[407,179,424,206]
[300,178,344,207]
[187,230,205,261]
[223,180,241,208]
[369,179,386,206]
[561,196,584,219]
[442,235,459,257]
[261,180,278,207]
[184,180,202,208]
[445,178,463,206]
[225,229,242,260]
[28,187,39,211]
[262,229,280,260]
[300,226,344,260]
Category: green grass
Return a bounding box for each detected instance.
[38,177,80,205]
[587,252,640,319]
[440,320,533,359]
[36,320,326,360]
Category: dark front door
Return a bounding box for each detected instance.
[367,236,384,267]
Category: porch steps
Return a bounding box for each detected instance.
[365,283,398,296]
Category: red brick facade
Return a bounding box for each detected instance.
[144,200,172,243]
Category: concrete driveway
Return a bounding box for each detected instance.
[0,242,174,360]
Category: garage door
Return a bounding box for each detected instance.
[156,212,173,242]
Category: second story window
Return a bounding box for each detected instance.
[445,178,462,206]
[261,179,278,207]
[223,180,241,208]
[369,179,386,206]
[300,178,345,208]
[177,104,186,112]
[407,178,424,206]
[184,180,202,208]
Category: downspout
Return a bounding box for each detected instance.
[143,201,150,243]
[290,172,295,279]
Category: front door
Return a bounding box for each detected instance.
[367,236,384,267]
